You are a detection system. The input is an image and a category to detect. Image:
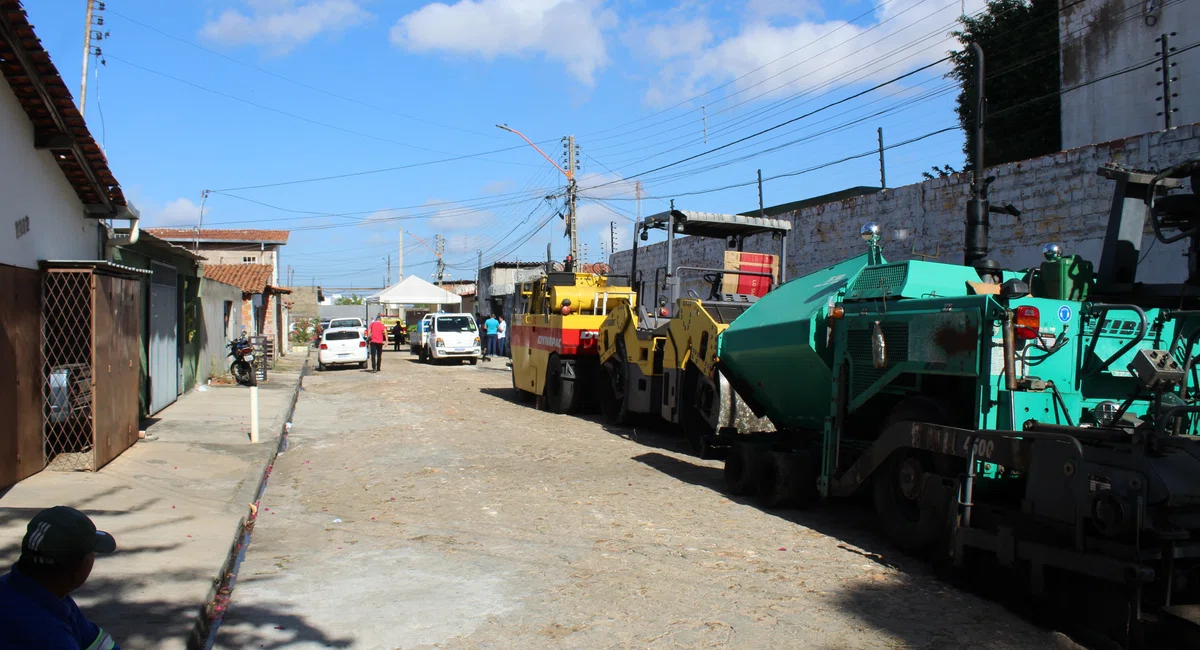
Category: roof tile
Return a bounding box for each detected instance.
[146,228,290,244]
[202,264,274,294]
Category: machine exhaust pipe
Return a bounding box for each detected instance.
[963,42,990,270]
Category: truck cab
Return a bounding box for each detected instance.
[421,313,481,364]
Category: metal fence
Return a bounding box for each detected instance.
[42,270,95,470]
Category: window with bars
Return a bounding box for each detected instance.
[243,256,257,263]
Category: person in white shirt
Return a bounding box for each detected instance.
[497,315,508,358]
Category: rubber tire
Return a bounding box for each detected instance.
[681,365,717,458]
[544,355,579,414]
[316,361,324,372]
[599,344,632,425]
[724,443,766,496]
[873,450,949,552]
[358,361,367,370]
[469,358,478,365]
[756,451,818,509]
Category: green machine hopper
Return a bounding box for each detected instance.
[718,254,868,430]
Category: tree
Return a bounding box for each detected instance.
[948,0,1061,170]
[334,295,364,305]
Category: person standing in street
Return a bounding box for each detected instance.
[367,315,387,372]
[391,321,404,352]
[483,313,499,361]
[496,315,508,358]
[0,506,120,650]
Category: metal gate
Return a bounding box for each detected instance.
[148,262,179,415]
[42,265,142,471]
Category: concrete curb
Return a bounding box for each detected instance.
[187,351,309,650]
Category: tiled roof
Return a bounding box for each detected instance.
[145,228,290,244]
[202,264,274,294]
[0,2,126,213]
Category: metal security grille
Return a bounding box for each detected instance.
[848,265,908,300]
[847,323,910,399]
[42,270,95,471]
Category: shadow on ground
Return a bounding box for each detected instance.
[80,571,353,650]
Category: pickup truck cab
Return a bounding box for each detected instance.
[420,313,481,364]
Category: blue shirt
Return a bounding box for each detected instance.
[484,318,499,335]
[0,565,119,650]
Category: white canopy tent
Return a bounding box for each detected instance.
[367,275,462,306]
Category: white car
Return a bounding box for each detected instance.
[317,327,368,370]
[420,313,482,364]
[328,317,366,338]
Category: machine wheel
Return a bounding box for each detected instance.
[873,450,950,552]
[469,358,478,366]
[724,443,767,496]
[599,343,632,425]
[543,355,579,414]
[358,361,367,370]
[681,365,718,458]
[756,451,818,509]
[232,360,255,385]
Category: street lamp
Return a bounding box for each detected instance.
[497,124,578,262]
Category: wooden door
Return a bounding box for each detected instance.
[92,274,142,470]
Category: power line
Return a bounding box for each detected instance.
[579,57,951,193]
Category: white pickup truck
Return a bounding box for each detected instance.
[417,313,482,364]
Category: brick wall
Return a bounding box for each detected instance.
[612,123,1200,297]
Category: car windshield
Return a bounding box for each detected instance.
[436,316,476,333]
[325,330,360,341]
[329,319,360,329]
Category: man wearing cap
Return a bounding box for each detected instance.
[0,506,119,649]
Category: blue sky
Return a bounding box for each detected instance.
[25,0,983,290]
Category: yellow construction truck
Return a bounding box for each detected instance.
[510,271,636,413]
[597,209,789,456]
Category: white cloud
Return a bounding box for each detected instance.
[745,0,824,21]
[481,179,513,194]
[641,18,713,61]
[145,197,204,227]
[645,0,985,106]
[200,0,370,55]
[390,0,618,86]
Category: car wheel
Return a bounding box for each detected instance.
[468,358,478,365]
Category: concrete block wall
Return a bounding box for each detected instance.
[612,123,1200,297]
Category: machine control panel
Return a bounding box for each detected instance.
[1129,349,1185,389]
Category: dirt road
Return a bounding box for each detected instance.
[215,351,1076,649]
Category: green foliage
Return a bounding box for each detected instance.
[948,0,1061,170]
[334,295,364,305]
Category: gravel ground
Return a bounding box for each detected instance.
[215,351,1081,650]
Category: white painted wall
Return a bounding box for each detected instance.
[0,75,101,270]
[1061,0,1199,149]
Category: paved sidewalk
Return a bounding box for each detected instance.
[0,350,308,650]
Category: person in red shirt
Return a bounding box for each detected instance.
[367,315,387,372]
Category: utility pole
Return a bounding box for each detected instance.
[877,127,887,189]
[435,234,445,287]
[79,0,96,113]
[757,169,765,219]
[397,228,404,282]
[565,135,579,263]
[476,249,483,311]
[387,255,391,286]
[1156,32,1179,129]
[609,221,617,260]
[495,124,579,263]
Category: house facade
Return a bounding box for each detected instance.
[1,2,141,485]
[144,228,290,286]
[202,263,292,360]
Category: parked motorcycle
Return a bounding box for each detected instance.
[228,332,257,386]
